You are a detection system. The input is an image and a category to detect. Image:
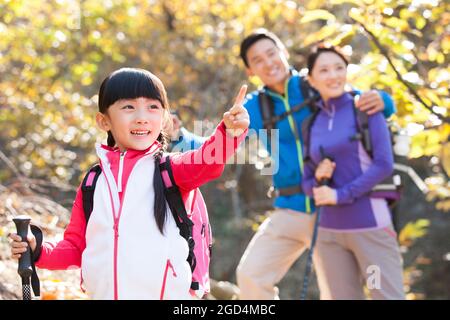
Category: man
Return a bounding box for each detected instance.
[236,29,396,299]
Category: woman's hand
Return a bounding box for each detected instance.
[313,186,337,206]
[315,158,336,182]
[223,84,250,137]
[9,231,36,260]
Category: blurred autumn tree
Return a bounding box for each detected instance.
[0,0,448,299]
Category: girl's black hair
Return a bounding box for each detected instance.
[307,44,349,75]
[98,68,171,234]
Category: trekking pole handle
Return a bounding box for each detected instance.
[319,178,330,186]
[13,216,33,279]
[319,146,332,187]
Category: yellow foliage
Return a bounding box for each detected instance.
[399,219,430,246]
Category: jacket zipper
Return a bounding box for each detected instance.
[117,151,126,192]
[327,103,335,131]
[99,157,129,300]
[114,151,126,298]
[99,148,155,299]
[160,259,177,300]
[267,81,311,213]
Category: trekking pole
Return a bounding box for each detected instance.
[301,146,331,300]
[13,215,34,300]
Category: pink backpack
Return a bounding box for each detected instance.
[158,155,212,298]
[81,155,212,299]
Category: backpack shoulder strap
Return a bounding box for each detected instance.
[301,107,321,163]
[81,164,102,224]
[349,91,373,158]
[157,156,197,285]
[158,156,193,231]
[299,77,321,163]
[258,88,276,132]
[300,76,319,106]
[258,78,320,130]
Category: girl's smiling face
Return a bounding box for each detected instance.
[96,97,164,151]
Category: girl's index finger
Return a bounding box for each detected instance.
[233,84,247,107]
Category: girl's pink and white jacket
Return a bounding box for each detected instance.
[35,121,247,300]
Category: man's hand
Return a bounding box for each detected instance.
[355,90,384,115]
[313,186,337,206]
[223,84,250,137]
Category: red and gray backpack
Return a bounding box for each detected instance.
[80,155,212,298]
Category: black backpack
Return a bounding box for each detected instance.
[258,76,320,198]
[258,76,319,142]
[79,155,202,291]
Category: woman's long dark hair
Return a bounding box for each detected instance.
[98,68,171,234]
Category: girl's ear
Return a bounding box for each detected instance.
[96,112,111,132]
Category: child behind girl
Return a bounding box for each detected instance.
[9,67,249,300]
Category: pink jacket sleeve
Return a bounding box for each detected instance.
[35,186,87,270]
[170,120,247,191]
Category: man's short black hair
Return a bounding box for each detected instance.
[239,28,285,68]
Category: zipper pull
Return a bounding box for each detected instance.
[167,260,177,277]
[201,223,205,236]
[328,104,335,131]
[117,151,126,193]
[113,223,119,238]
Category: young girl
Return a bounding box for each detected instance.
[9,67,249,300]
[301,46,405,299]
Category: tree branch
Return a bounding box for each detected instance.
[353,18,448,122]
[0,149,23,178]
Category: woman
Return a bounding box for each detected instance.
[302,45,405,300]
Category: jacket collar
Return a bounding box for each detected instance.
[95,141,161,165]
[319,91,354,111]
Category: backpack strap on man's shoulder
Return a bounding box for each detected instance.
[258,77,320,132]
[81,164,102,224]
[258,88,276,132]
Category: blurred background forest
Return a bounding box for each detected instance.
[0,0,449,299]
